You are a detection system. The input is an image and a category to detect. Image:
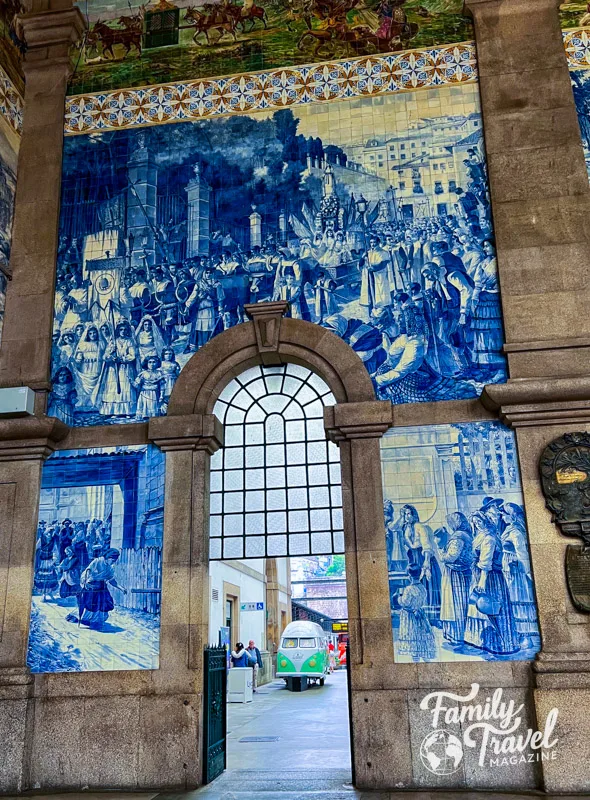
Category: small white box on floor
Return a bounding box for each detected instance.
[228,667,253,703]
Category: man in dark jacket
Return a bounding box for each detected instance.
[246,639,263,692]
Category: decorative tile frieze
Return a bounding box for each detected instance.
[63,42,478,135]
[564,27,590,69]
[0,65,23,136]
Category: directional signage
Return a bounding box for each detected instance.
[332,622,348,633]
[240,602,265,612]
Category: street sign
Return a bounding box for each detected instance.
[240,602,264,612]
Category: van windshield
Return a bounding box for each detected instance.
[299,638,316,648]
[282,638,297,648]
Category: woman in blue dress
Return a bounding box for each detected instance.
[400,504,442,625]
[397,564,436,662]
[464,511,519,656]
[500,503,539,649]
[34,523,59,601]
[77,547,127,628]
[439,512,474,647]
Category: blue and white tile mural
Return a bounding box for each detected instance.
[51,84,507,426]
[381,422,540,663]
[27,444,164,673]
[570,66,590,179]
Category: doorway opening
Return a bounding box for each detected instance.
[206,362,353,790]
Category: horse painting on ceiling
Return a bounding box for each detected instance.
[69,0,474,95]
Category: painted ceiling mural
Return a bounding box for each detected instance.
[68,0,474,95]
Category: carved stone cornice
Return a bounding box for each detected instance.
[244,301,289,365]
[16,7,85,75]
[0,414,69,460]
[148,413,223,453]
[324,401,392,443]
[481,378,590,427]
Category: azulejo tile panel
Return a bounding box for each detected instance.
[27,444,164,673]
[381,422,541,664]
[0,64,22,136]
[64,44,478,135]
[52,83,508,427]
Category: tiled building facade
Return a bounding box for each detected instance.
[1,0,590,794]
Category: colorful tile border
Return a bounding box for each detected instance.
[565,27,590,69]
[63,42,477,135]
[0,65,23,137]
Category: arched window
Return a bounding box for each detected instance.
[209,363,344,560]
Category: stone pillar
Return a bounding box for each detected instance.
[127,133,158,268]
[249,207,261,249]
[0,7,84,395]
[324,400,399,789]
[0,417,68,792]
[465,0,590,377]
[185,165,210,258]
[467,0,590,790]
[265,558,281,659]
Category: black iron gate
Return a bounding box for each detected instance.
[203,645,227,785]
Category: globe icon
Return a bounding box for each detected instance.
[419,729,463,776]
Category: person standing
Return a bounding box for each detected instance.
[246,639,263,692]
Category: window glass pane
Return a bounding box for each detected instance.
[286,363,311,379]
[285,419,305,441]
[260,394,289,414]
[283,376,303,397]
[329,464,341,484]
[224,470,244,491]
[265,374,283,394]
[311,532,332,554]
[245,490,265,512]
[210,450,222,471]
[310,486,330,508]
[210,493,222,514]
[309,464,328,485]
[267,489,287,510]
[245,513,265,534]
[282,638,297,648]
[267,534,287,556]
[246,424,264,445]
[245,537,266,558]
[288,533,311,555]
[245,446,265,468]
[328,443,341,463]
[287,466,307,487]
[282,401,305,420]
[210,471,222,492]
[266,444,285,467]
[308,442,327,463]
[306,419,325,441]
[332,508,344,529]
[245,469,265,489]
[288,510,309,532]
[246,377,267,399]
[224,515,243,536]
[297,385,319,407]
[245,404,265,423]
[310,508,331,531]
[268,511,287,533]
[224,492,243,514]
[286,443,306,464]
[267,467,286,488]
[225,449,244,469]
[226,406,246,424]
[225,426,243,446]
[303,398,324,419]
[288,487,307,509]
[266,415,285,443]
[333,531,345,552]
[210,515,222,537]
[209,539,222,559]
[330,485,342,506]
[224,538,244,559]
[299,638,315,648]
[232,388,254,410]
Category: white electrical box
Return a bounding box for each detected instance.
[0,386,35,417]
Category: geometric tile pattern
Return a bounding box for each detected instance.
[64,43,478,135]
[564,27,590,69]
[0,64,23,136]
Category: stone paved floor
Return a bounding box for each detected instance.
[5,672,589,799]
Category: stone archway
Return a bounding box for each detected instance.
[149,302,395,787]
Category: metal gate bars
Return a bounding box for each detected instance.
[203,644,227,784]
